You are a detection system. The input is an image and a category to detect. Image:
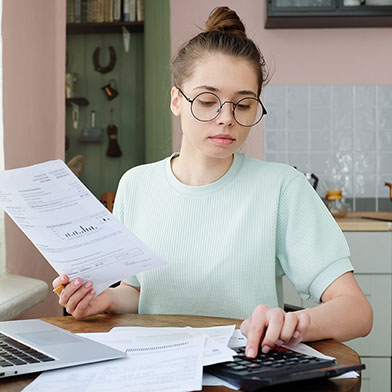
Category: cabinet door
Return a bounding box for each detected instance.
[360,357,391,392]
[345,275,391,357]
[282,276,302,308]
[344,232,392,274]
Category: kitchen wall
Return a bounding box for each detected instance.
[264,85,392,211]
[170,0,392,208]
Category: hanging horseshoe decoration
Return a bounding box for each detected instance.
[93,46,117,74]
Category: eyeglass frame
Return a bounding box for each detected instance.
[176,87,267,127]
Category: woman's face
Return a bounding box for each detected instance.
[171,53,259,161]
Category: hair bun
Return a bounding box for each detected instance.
[205,6,246,35]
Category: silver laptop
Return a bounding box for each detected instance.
[0,319,126,378]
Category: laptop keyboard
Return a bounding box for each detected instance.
[0,333,55,367]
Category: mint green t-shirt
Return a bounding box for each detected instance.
[113,153,353,319]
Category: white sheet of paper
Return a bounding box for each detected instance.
[23,333,205,392]
[202,374,239,390]
[0,160,166,294]
[108,325,236,366]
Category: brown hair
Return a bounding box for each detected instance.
[172,7,268,97]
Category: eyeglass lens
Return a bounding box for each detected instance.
[191,92,263,127]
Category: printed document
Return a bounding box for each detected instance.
[23,331,206,392]
[0,160,166,293]
[109,325,236,365]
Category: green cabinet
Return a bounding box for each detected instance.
[65,0,172,199]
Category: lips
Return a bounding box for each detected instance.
[209,134,235,146]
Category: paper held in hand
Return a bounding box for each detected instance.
[0,159,166,294]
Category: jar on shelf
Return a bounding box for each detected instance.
[325,190,348,218]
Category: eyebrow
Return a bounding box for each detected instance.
[193,85,257,98]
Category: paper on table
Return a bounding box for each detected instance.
[202,374,240,390]
[108,325,236,366]
[23,333,205,392]
[0,160,166,294]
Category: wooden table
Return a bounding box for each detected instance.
[0,314,362,392]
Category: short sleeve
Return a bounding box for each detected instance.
[276,173,353,303]
[122,275,140,287]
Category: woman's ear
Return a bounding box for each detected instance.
[170,87,181,117]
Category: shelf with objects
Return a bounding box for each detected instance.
[266,0,392,28]
[67,21,144,34]
[65,15,145,201]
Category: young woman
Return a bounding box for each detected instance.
[53,7,372,358]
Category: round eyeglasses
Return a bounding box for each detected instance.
[177,87,267,127]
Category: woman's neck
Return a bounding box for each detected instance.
[171,151,234,186]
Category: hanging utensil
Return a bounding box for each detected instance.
[106,109,122,157]
[80,110,104,143]
[385,182,392,202]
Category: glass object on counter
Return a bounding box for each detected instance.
[325,190,348,218]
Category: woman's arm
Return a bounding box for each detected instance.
[241,272,372,358]
[105,282,140,315]
[296,271,373,342]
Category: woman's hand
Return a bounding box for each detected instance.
[240,305,310,358]
[52,275,111,320]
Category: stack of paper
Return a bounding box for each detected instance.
[22,325,239,392]
[22,326,359,391]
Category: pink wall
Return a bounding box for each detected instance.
[2,0,65,318]
[170,0,392,158]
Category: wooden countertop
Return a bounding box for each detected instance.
[336,212,392,232]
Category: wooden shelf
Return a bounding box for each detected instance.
[66,97,89,107]
[67,21,144,34]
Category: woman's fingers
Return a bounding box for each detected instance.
[279,311,298,344]
[245,305,287,357]
[52,274,69,290]
[261,310,285,353]
[286,312,310,347]
[58,279,93,314]
[244,305,268,358]
[243,306,310,358]
[71,289,96,319]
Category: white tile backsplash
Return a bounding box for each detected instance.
[355,174,377,198]
[378,86,392,107]
[355,85,375,108]
[310,86,330,106]
[264,85,392,205]
[287,105,308,129]
[333,129,353,152]
[310,130,330,151]
[265,130,286,151]
[310,107,331,131]
[378,108,392,131]
[354,128,376,152]
[287,130,308,151]
[378,130,392,151]
[378,152,392,173]
[355,152,377,173]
